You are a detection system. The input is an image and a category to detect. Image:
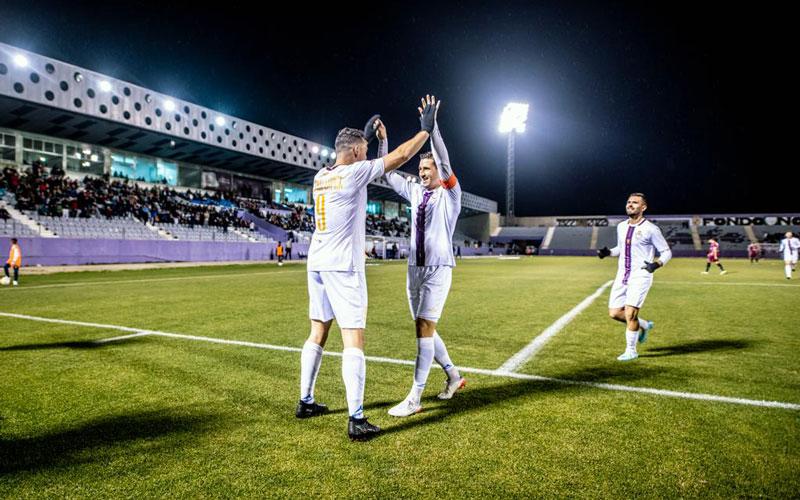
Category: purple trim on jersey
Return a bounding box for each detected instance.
[415,190,433,265]
[623,224,636,285]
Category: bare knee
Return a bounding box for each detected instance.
[415,318,437,338]
[308,320,332,346]
[609,308,625,322]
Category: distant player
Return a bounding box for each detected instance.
[702,238,726,275]
[370,96,466,417]
[778,232,800,279]
[276,241,284,266]
[747,241,761,264]
[598,193,672,361]
[3,238,21,286]
[296,96,438,441]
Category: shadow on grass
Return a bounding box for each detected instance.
[0,409,221,474]
[0,338,145,351]
[640,339,754,358]
[377,364,658,437]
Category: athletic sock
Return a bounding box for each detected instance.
[705,263,711,272]
[433,331,460,381]
[786,265,793,279]
[299,341,323,403]
[410,337,434,403]
[638,318,651,331]
[625,329,639,353]
[342,347,366,419]
[717,263,725,271]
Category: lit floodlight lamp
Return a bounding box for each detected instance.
[498,102,529,134]
[330,152,336,159]
[164,99,176,112]
[215,116,226,126]
[312,146,319,154]
[98,80,112,92]
[321,149,329,157]
[13,54,29,68]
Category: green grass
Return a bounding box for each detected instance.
[1,257,798,497]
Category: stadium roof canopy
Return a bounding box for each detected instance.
[0,43,497,214]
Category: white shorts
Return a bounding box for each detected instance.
[608,276,652,310]
[785,254,798,265]
[308,271,367,329]
[407,266,453,322]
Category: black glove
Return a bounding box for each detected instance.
[419,101,436,133]
[642,261,661,273]
[363,114,381,144]
[597,246,611,259]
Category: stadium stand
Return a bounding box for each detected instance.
[548,226,593,250]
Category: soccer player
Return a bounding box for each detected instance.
[3,238,21,286]
[597,193,672,361]
[296,96,438,441]
[748,241,761,264]
[778,232,800,279]
[276,241,284,266]
[368,97,466,417]
[702,238,726,275]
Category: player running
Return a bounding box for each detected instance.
[598,193,672,361]
[702,238,727,275]
[296,96,438,441]
[747,241,761,264]
[778,231,800,279]
[366,96,466,417]
[3,238,21,286]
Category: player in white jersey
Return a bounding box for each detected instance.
[597,193,672,361]
[296,96,439,442]
[367,97,466,417]
[778,231,800,279]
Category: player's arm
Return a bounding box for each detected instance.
[381,95,438,173]
[430,121,458,192]
[598,245,619,259]
[375,119,413,201]
[643,227,672,272]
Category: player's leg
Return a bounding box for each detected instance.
[617,278,652,361]
[298,272,335,418]
[617,305,641,361]
[324,271,380,440]
[717,261,726,274]
[784,259,792,279]
[703,261,711,274]
[608,307,626,323]
[13,265,19,285]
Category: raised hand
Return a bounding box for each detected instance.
[417,94,440,133]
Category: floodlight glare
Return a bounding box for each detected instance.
[98,80,112,92]
[215,116,226,126]
[164,99,176,111]
[330,152,336,159]
[312,146,319,154]
[13,54,29,68]
[498,102,530,134]
[321,149,329,157]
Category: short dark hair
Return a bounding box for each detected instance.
[419,151,435,162]
[334,127,366,152]
[10,238,17,244]
[628,192,647,205]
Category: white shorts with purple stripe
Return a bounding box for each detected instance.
[608,275,652,309]
[407,265,453,322]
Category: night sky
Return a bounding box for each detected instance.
[0,1,793,216]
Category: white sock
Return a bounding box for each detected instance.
[433,332,460,381]
[625,330,639,353]
[342,347,365,419]
[299,341,323,403]
[410,337,435,403]
[786,265,793,279]
[638,318,650,331]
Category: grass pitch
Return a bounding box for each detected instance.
[1,257,798,497]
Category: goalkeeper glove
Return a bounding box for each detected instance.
[642,261,662,273]
[597,246,611,259]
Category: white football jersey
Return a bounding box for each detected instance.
[779,237,800,259]
[307,158,385,272]
[612,219,670,284]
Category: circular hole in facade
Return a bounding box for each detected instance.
[246,144,251,151]
[252,136,257,143]
[145,93,152,103]
[29,72,40,83]
[155,108,162,117]
[123,87,131,96]
[232,140,238,147]
[258,129,264,136]
[165,122,172,130]
[232,121,237,129]
[245,125,251,132]
[201,131,207,139]
[44,90,54,101]
[266,140,270,147]
[283,153,287,160]
[111,95,120,105]
[134,102,141,111]
[0,63,7,75]
[183,105,190,114]
[45,63,55,74]
[74,72,83,83]
[123,111,131,120]
[271,151,276,157]
[13,82,24,93]
[87,88,96,98]
[73,98,82,108]
[183,127,190,135]
[59,81,69,91]
[238,132,244,140]
[192,119,198,126]
[258,147,263,154]
[271,133,276,140]
[145,116,152,125]
[293,156,297,162]
[201,111,207,119]
[174,114,181,122]
[217,136,223,143]
[100,104,109,114]
[293,139,297,146]
[277,144,281,150]
[209,124,215,132]
[313,162,317,167]
[224,128,230,136]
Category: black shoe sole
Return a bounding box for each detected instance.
[348,431,381,442]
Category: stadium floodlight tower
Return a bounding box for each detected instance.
[498,102,529,223]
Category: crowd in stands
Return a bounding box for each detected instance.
[367,214,410,238]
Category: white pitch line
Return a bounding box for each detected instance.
[496,280,614,374]
[2,310,798,411]
[0,268,303,291]
[93,331,154,344]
